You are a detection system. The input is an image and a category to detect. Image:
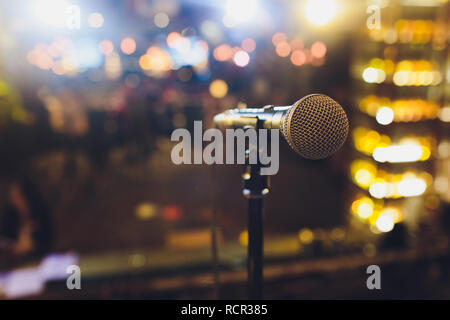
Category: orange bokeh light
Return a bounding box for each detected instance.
[272,32,287,46]
[241,38,256,53]
[276,42,291,57]
[139,54,152,70]
[290,38,304,50]
[167,32,182,48]
[291,50,306,66]
[213,44,233,61]
[99,40,114,55]
[311,41,327,59]
[121,37,136,55]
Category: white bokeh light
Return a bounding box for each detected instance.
[305,0,337,26]
[234,50,250,67]
[376,106,394,125]
[376,214,395,233]
[224,0,258,27]
[33,0,71,28]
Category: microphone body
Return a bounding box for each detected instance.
[213,94,349,160]
[214,105,290,130]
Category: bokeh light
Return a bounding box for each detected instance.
[213,44,232,61]
[121,37,136,55]
[224,0,258,25]
[311,41,327,58]
[166,32,181,48]
[33,0,71,28]
[272,32,287,46]
[88,12,104,28]
[233,50,250,67]
[154,12,170,28]
[99,40,114,56]
[276,42,291,57]
[241,38,256,53]
[291,50,306,66]
[376,106,394,125]
[209,79,228,98]
[376,214,395,232]
[305,0,337,26]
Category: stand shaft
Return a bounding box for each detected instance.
[242,124,269,300]
[248,198,263,300]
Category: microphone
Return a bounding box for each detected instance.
[214,94,349,160]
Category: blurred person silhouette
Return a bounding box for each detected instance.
[0,179,53,258]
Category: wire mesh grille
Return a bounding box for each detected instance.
[281,94,349,160]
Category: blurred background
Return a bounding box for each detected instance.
[0,0,450,299]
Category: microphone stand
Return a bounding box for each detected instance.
[242,123,269,300]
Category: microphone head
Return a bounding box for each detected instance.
[280,94,349,160]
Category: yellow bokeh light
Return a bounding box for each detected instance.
[88,12,104,28]
[139,54,152,70]
[209,79,228,98]
[104,52,122,80]
[393,60,441,86]
[298,228,314,244]
[357,203,373,219]
[351,159,377,188]
[355,169,372,187]
[239,230,248,246]
[135,203,158,220]
[139,47,172,73]
[0,81,11,96]
[351,197,374,219]
[352,127,391,156]
[359,95,440,122]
